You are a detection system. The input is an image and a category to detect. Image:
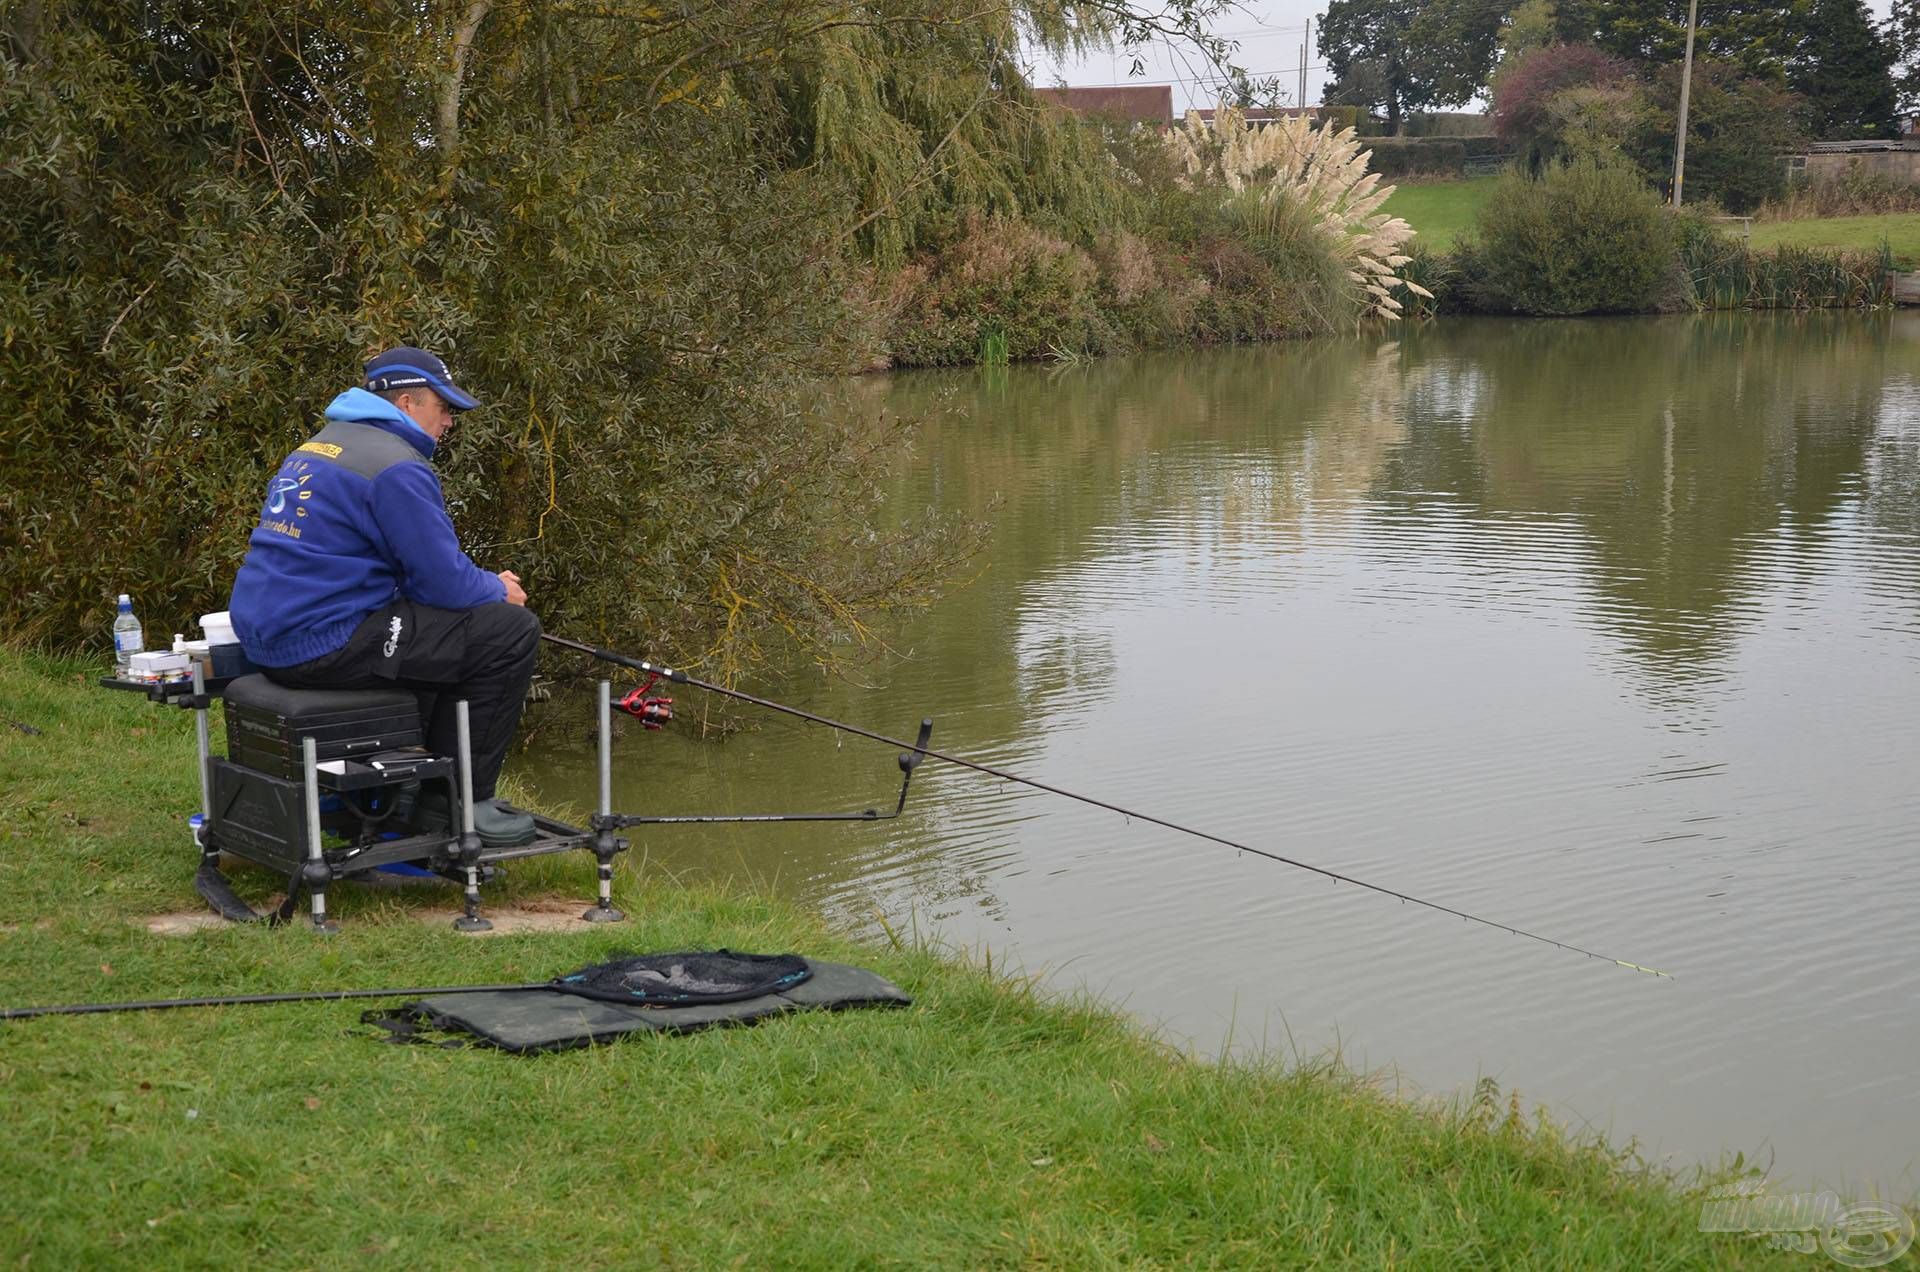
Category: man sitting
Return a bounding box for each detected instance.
[229,346,538,846]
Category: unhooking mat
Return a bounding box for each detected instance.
[363,959,911,1054]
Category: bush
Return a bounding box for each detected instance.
[0,3,977,677]
[886,215,1113,367]
[1491,44,1629,152]
[1676,213,1892,308]
[1627,59,1807,213]
[1365,139,1469,178]
[1763,165,1920,219]
[1467,157,1679,314]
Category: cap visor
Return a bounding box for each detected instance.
[437,381,480,411]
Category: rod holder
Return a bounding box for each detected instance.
[301,735,338,934]
[451,699,491,932]
[583,679,625,923]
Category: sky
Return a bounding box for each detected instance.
[1024,0,1900,114]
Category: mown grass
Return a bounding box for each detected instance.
[0,648,1807,1267]
[1744,212,1920,269]
[1379,177,1498,252]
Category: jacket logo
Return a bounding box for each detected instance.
[266,477,301,515]
[382,616,403,659]
[297,441,344,458]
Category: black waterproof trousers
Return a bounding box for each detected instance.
[263,600,540,800]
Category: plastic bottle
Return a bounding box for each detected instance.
[112,594,144,672]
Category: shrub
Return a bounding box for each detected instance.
[1492,44,1630,151]
[886,215,1112,367]
[1627,59,1807,213]
[1763,165,1920,219]
[0,3,978,676]
[1164,106,1427,322]
[1365,139,1468,178]
[1676,214,1892,308]
[1467,157,1679,314]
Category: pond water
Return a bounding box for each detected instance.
[518,313,1920,1201]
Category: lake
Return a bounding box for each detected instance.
[519,312,1920,1201]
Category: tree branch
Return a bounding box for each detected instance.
[438,0,494,193]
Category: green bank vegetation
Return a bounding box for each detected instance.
[1385,162,1893,318]
[0,649,1801,1267]
[1,2,1428,678]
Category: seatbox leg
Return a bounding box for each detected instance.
[450,701,493,933]
[301,736,339,934]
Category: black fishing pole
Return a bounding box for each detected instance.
[0,984,543,1022]
[542,633,1672,979]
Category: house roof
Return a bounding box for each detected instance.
[1033,86,1174,124]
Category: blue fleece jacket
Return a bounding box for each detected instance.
[230,389,506,666]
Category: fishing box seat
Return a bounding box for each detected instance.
[222,674,424,779]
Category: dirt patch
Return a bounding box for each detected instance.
[142,896,608,936]
[415,897,607,935]
[145,911,233,936]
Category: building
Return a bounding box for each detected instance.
[1789,139,1920,183]
[1032,86,1173,126]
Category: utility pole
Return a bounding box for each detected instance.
[1300,20,1310,112]
[1672,0,1700,206]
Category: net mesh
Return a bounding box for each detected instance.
[549,950,810,1006]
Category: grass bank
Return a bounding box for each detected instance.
[1380,177,1498,251]
[1746,212,1920,268]
[0,649,1796,1267]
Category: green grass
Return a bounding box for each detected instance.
[1380,177,1498,252]
[1746,212,1920,268]
[0,649,1813,1267]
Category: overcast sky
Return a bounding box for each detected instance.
[1024,1,1900,113]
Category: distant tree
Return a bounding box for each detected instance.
[1628,59,1809,211]
[1892,0,1920,114]
[1569,0,1801,79]
[1492,43,1630,158]
[1317,0,1512,135]
[1500,0,1561,61]
[1787,0,1898,139]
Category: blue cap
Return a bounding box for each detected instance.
[364,346,480,411]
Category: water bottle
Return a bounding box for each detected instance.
[112,593,144,672]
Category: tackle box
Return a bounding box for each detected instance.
[222,674,424,780]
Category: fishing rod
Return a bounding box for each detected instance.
[542,633,1673,979]
[0,984,543,1022]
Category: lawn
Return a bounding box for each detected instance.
[1379,176,1497,252]
[1746,212,1920,267]
[0,648,1806,1267]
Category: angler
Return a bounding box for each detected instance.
[227,346,541,850]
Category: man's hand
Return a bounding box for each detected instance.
[498,570,527,607]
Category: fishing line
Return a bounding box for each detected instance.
[542,633,1672,979]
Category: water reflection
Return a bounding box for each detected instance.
[519,312,1920,1200]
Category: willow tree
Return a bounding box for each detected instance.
[1,0,1235,677]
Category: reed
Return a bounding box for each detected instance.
[1680,229,1892,311]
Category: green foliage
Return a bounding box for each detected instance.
[1786,0,1900,140]
[1393,243,1460,316]
[1893,0,1920,113]
[1628,59,1807,213]
[1466,157,1680,314]
[1765,166,1920,219]
[1365,137,1469,177]
[1318,0,1508,133]
[1676,214,1893,308]
[1570,0,1803,78]
[0,0,992,677]
[885,215,1114,367]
